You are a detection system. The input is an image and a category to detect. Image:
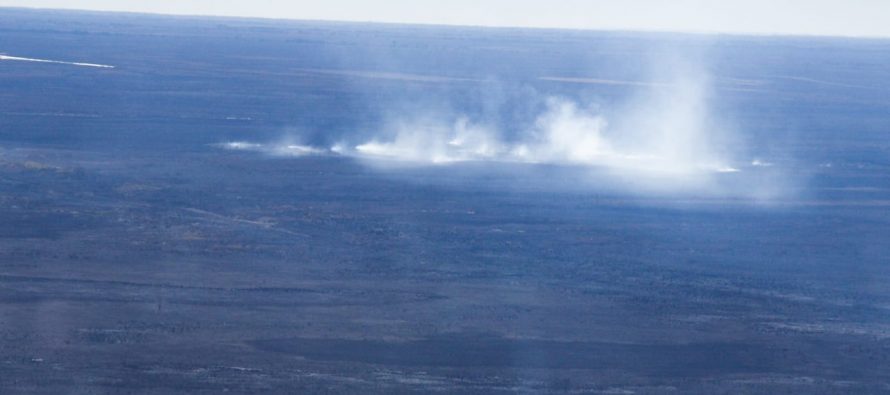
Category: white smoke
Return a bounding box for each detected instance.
[347,71,746,191]
[354,117,505,164]
[216,141,324,157]
[513,98,613,165]
[214,62,789,198]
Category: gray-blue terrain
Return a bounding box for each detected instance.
[1,7,889,394]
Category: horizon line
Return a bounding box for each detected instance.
[3,5,890,41]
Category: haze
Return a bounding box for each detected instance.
[2,0,890,38]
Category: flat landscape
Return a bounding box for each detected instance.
[1,8,890,394]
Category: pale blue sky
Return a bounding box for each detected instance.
[2,0,889,38]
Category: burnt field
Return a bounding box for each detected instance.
[1,7,890,394]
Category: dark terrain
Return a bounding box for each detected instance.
[1,7,890,394]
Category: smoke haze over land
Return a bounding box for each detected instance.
[4,9,890,394]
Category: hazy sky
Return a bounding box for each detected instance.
[2,0,889,38]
